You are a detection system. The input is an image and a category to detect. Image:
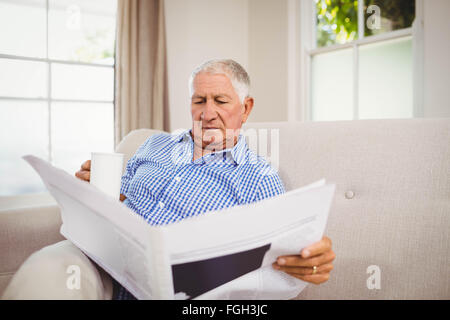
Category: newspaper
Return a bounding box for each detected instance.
[23,155,336,300]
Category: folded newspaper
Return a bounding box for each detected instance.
[24,155,336,300]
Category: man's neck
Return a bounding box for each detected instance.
[192,145,213,161]
[191,136,239,161]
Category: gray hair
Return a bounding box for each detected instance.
[188,59,251,104]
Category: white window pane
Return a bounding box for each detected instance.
[51,102,114,176]
[51,63,114,101]
[0,100,48,195]
[358,37,413,119]
[0,0,46,58]
[0,58,47,98]
[312,48,354,121]
[48,0,117,65]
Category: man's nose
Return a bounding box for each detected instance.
[201,99,217,121]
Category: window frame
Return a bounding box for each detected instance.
[299,0,424,121]
[0,0,116,202]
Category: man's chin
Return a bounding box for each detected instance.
[202,128,223,136]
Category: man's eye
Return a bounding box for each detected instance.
[193,101,204,104]
[216,100,227,104]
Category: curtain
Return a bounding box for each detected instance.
[115,0,169,145]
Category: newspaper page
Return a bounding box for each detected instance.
[24,155,336,300]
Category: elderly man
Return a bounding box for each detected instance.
[76,59,335,300]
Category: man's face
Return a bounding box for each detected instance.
[191,72,253,151]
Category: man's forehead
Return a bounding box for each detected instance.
[192,73,236,96]
[193,73,233,87]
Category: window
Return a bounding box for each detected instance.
[0,0,117,196]
[304,0,418,121]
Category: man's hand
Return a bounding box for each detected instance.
[74,159,127,202]
[75,160,91,182]
[272,236,335,285]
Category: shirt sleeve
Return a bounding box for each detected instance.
[254,172,286,202]
[119,136,154,196]
[119,154,138,197]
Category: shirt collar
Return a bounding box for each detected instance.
[171,128,191,143]
[171,128,247,165]
[226,133,247,165]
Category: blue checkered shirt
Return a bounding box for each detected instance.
[114,129,285,299]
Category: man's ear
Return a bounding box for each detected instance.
[241,97,254,123]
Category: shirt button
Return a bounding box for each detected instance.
[174,176,181,182]
[159,201,165,209]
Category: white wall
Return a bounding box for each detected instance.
[164,0,290,131]
[423,0,450,118]
[248,0,288,122]
[164,0,249,131]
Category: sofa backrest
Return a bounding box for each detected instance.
[116,118,450,299]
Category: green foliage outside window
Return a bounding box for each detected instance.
[364,0,415,37]
[316,0,415,48]
[316,0,358,47]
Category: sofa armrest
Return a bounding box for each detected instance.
[0,204,65,295]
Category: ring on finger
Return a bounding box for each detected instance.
[312,265,317,275]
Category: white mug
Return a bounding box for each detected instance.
[90,152,124,199]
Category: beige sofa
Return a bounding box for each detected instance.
[1,118,449,299]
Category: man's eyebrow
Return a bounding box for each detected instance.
[215,94,232,99]
[191,94,232,99]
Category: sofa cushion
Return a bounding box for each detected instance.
[244,118,450,299]
[1,240,112,300]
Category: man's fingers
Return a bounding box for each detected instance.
[75,170,90,182]
[286,272,330,285]
[273,263,333,275]
[76,160,91,182]
[276,250,335,267]
[81,160,91,171]
[300,236,332,258]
